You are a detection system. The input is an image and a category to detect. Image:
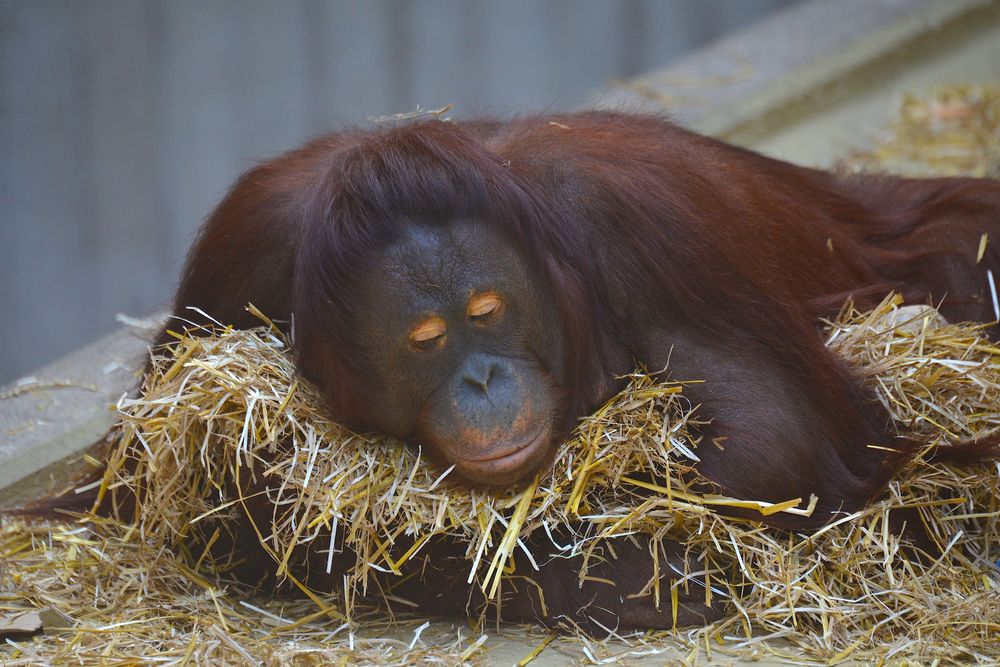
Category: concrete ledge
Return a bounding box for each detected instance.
[592,0,995,140]
[0,319,158,506]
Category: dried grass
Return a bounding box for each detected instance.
[844,83,1000,178]
[1,516,491,666]
[4,295,997,664]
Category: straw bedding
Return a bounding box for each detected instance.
[3,294,997,665]
[2,86,999,665]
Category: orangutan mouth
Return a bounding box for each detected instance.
[459,427,550,483]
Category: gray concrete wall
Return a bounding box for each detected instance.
[0,0,798,384]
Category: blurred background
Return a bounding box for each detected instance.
[0,0,801,383]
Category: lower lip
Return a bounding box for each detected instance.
[462,429,548,474]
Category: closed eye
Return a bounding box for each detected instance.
[409,316,447,351]
[468,292,504,324]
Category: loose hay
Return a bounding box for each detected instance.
[1,517,490,666]
[845,84,1000,178]
[3,294,998,664]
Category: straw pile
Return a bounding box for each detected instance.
[94,305,787,606]
[1,516,494,665]
[845,83,1000,177]
[3,294,998,664]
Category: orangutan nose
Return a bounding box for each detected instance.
[448,353,524,441]
[462,355,502,396]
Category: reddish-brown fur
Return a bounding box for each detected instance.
[21,112,1000,631]
[167,112,999,528]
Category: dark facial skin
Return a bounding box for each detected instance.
[353,218,566,486]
